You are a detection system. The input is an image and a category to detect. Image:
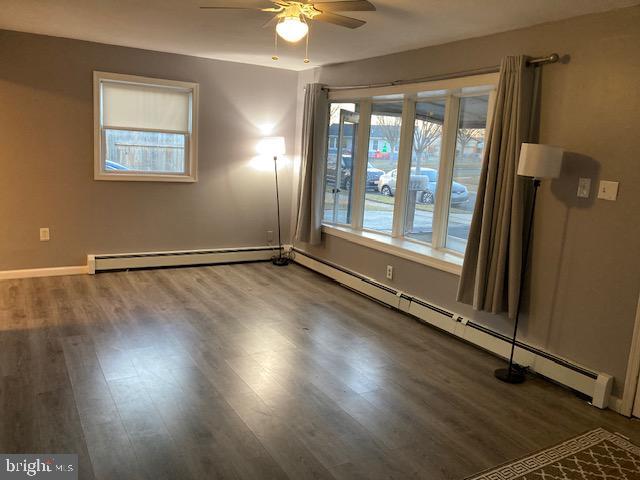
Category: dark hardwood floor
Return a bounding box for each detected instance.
[0,262,638,479]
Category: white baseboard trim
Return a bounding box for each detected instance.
[0,245,283,280]
[89,246,277,272]
[0,265,90,280]
[293,248,616,411]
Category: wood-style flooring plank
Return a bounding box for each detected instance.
[0,263,638,480]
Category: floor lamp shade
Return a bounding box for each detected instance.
[257,136,286,157]
[517,143,564,179]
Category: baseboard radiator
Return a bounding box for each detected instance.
[89,246,275,273]
[293,248,614,410]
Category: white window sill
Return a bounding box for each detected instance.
[94,172,196,182]
[321,225,463,276]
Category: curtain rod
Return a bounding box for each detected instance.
[323,53,560,92]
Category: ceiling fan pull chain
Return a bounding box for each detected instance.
[304,21,310,64]
[272,28,279,61]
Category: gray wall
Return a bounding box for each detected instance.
[0,30,298,270]
[296,6,640,397]
[1,8,638,399]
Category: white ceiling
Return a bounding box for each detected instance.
[1,0,638,70]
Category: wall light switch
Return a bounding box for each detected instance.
[39,227,50,241]
[597,181,619,201]
[577,178,591,198]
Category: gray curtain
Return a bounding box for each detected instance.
[457,56,536,319]
[294,83,329,245]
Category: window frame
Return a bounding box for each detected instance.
[361,98,406,235]
[322,73,498,271]
[93,71,199,183]
[322,104,361,226]
[439,91,496,254]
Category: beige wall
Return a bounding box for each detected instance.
[297,6,640,397]
[0,30,298,270]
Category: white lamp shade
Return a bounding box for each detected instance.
[257,136,286,157]
[517,143,564,179]
[276,17,309,43]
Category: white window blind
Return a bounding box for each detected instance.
[101,81,191,132]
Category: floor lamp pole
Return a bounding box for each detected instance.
[272,154,289,266]
[495,178,541,384]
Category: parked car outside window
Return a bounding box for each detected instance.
[377,168,469,205]
[326,156,385,192]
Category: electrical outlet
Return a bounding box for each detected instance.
[386,265,393,280]
[267,230,274,243]
[39,227,50,241]
[597,180,619,201]
[577,178,591,198]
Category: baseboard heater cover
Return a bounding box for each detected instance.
[292,248,614,410]
[89,246,275,272]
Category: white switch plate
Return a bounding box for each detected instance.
[386,265,393,280]
[39,227,50,241]
[597,181,619,201]
[266,230,274,243]
[577,178,591,198]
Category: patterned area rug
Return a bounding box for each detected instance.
[467,428,640,480]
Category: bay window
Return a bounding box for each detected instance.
[321,74,497,267]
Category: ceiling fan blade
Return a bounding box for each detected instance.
[314,11,366,28]
[200,1,274,9]
[313,0,375,12]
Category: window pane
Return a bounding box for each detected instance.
[445,95,489,252]
[363,102,403,233]
[324,103,358,225]
[104,129,186,173]
[404,100,446,244]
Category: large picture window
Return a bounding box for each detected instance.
[321,74,496,263]
[94,72,199,182]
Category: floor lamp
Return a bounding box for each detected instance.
[257,136,290,266]
[495,143,564,384]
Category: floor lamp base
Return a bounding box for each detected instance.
[272,256,291,267]
[494,367,526,384]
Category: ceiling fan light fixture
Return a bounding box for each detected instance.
[276,15,309,43]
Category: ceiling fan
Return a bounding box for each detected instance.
[200,0,376,63]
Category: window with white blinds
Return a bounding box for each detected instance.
[94,72,199,182]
